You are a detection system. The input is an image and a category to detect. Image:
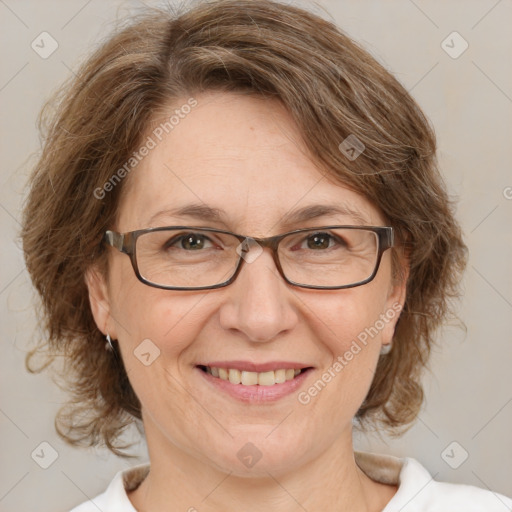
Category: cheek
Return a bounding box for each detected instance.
[296,282,392,414]
[305,282,390,357]
[110,285,216,423]
[107,260,215,403]
[108,253,207,344]
[112,288,211,356]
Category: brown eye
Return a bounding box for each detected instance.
[165,233,213,251]
[181,234,206,250]
[306,233,333,250]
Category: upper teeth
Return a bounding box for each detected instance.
[205,366,302,386]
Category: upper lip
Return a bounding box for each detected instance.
[197,361,314,372]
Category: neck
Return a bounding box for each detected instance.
[129,422,394,512]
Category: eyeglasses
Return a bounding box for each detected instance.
[103,225,394,291]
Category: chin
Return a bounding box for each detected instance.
[205,429,311,478]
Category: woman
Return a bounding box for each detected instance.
[21,0,511,511]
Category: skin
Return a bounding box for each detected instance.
[87,91,408,512]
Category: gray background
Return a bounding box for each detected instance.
[1,1,511,511]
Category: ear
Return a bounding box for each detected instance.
[381,254,409,347]
[85,265,117,339]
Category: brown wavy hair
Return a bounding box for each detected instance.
[21,0,467,455]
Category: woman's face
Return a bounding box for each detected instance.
[88,91,406,476]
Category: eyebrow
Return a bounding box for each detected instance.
[148,204,227,226]
[147,203,372,228]
[279,204,372,227]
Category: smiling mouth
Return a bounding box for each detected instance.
[197,365,313,386]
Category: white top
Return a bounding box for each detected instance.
[70,451,512,511]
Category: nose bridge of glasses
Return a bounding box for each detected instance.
[235,234,284,277]
[239,234,280,252]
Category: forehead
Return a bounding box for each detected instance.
[116,91,384,232]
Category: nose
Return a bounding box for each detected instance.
[218,247,298,342]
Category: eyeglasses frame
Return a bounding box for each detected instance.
[103,225,394,291]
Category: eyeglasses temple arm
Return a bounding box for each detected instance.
[104,230,126,252]
[381,227,394,250]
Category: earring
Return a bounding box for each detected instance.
[380,343,392,355]
[105,333,115,351]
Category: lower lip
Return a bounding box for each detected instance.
[195,367,314,403]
